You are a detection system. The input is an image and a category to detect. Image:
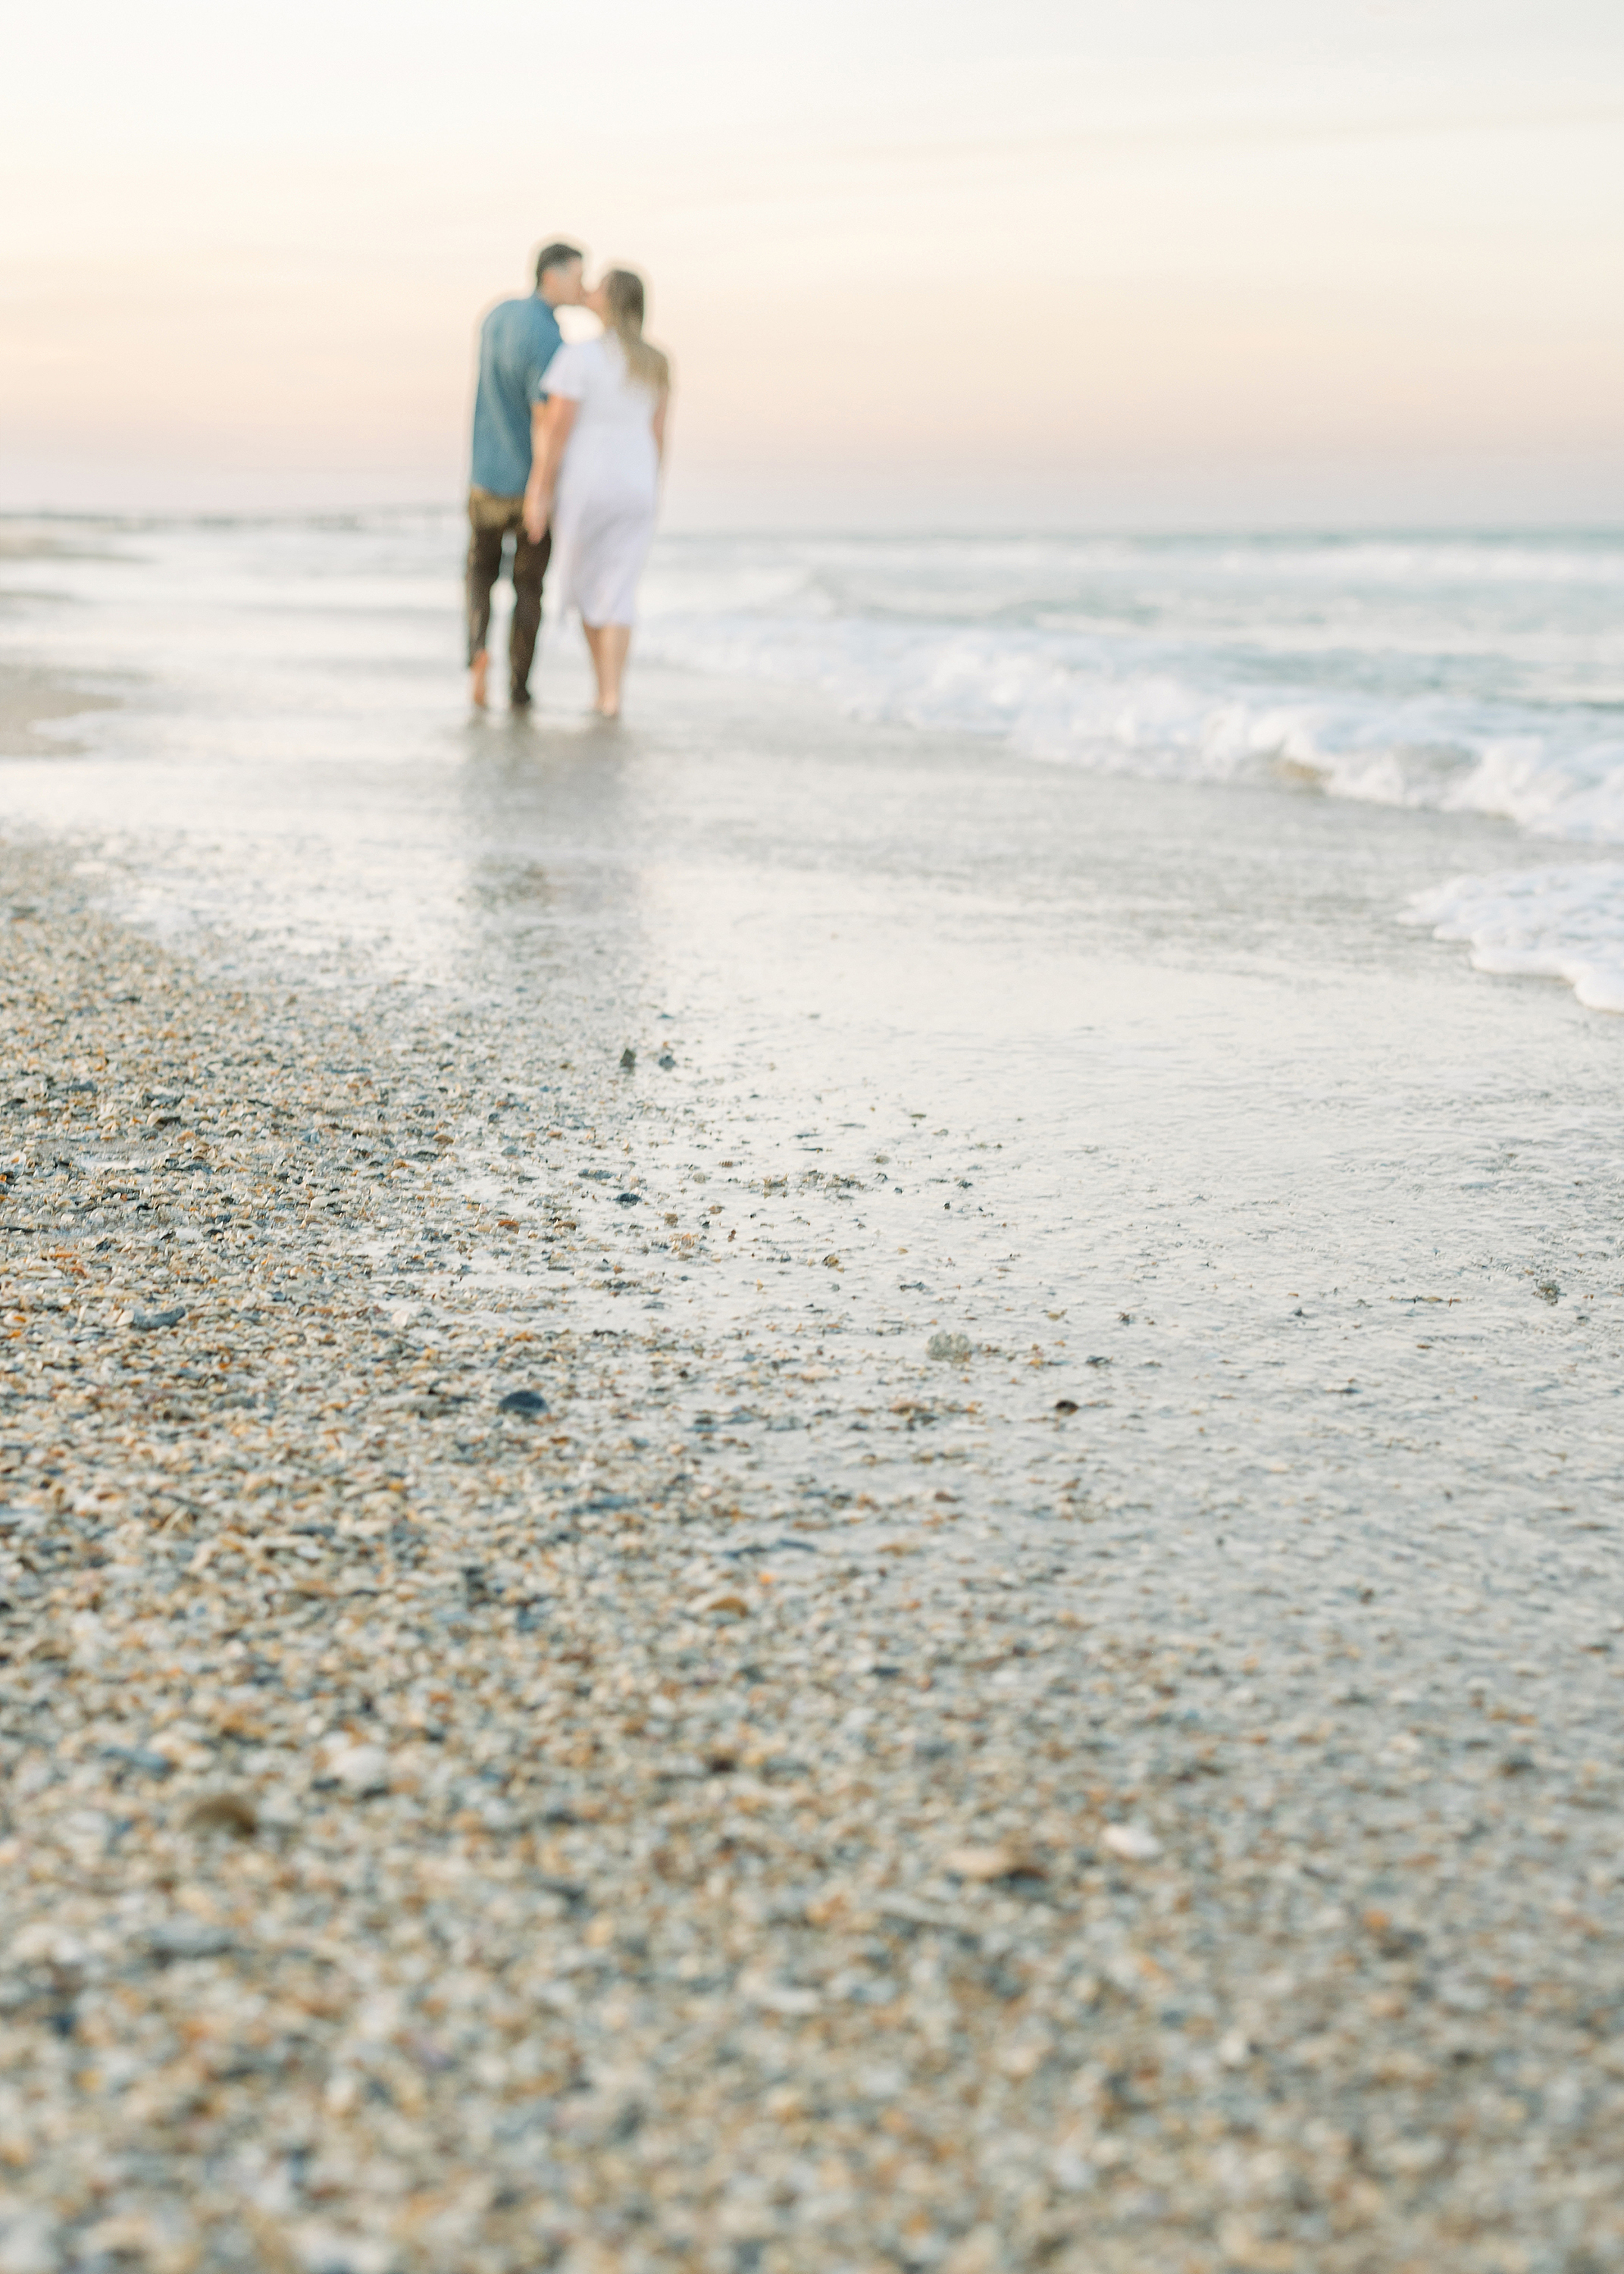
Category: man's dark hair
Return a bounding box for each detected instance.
[535,241,584,287]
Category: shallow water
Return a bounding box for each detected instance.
[7,512,1624,1000]
[2,512,1621,1569]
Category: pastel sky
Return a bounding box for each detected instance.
[2,0,1621,525]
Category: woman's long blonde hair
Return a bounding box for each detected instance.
[602,268,670,394]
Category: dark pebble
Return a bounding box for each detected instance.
[497,1388,548,1415]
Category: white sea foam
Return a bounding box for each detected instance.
[638,531,1624,1011]
[639,604,1613,827]
[634,531,1624,842]
[1404,865,1624,1013]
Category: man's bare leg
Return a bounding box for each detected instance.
[470,650,490,709]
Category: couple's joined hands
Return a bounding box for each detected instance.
[524,484,552,545]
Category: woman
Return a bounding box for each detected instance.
[524,268,671,719]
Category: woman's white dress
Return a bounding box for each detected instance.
[541,336,661,626]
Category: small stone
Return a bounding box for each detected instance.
[692,1591,749,1619]
[1054,1398,1078,1414]
[619,1047,637,1070]
[143,1918,236,1962]
[325,1742,392,1797]
[390,1389,467,1417]
[103,1744,173,1779]
[822,1254,841,1269]
[498,1388,548,1415]
[131,1305,186,1332]
[943,1841,1042,1883]
[1051,2144,1098,2194]
[1102,1821,1162,1862]
[282,2223,394,2274]
[996,2034,1051,2080]
[749,1980,820,2016]
[657,1052,676,1070]
[185,1790,259,1838]
[926,1332,972,1362]
[1096,1819,1155,1856]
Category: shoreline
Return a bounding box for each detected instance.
[4,835,1622,2272]
[0,661,122,760]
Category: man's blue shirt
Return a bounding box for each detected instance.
[469,295,563,496]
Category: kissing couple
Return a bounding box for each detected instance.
[465,241,671,721]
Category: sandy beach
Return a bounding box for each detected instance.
[3,524,1624,2271]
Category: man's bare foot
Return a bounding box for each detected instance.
[594,700,621,720]
[470,651,489,709]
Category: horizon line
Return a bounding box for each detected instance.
[5,506,1624,543]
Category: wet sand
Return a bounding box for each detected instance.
[0,663,120,759]
[4,744,1624,2274]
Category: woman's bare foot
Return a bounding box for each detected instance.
[470,650,490,709]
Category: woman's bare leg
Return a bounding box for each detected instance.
[581,623,603,698]
[583,623,631,717]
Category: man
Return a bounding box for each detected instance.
[465,241,585,710]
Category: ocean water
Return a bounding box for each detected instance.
[643,531,1624,835]
[639,529,1624,1010]
[2,515,1623,1006]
